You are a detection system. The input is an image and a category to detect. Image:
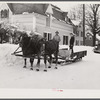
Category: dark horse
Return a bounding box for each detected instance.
[20,32,44,71]
[44,39,58,71]
[19,32,58,72]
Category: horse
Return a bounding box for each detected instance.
[43,39,58,71]
[20,32,44,71]
[15,29,58,72]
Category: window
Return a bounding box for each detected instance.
[79,24,81,28]
[77,31,79,36]
[76,40,77,45]
[76,40,79,45]
[46,16,50,27]
[73,26,77,34]
[1,9,9,18]
[43,33,47,38]
[48,33,52,41]
[43,32,52,41]
[80,41,83,45]
[81,31,83,37]
[1,10,4,18]
[63,35,68,45]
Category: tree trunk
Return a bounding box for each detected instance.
[93,15,97,46]
[93,33,96,46]
[83,4,85,45]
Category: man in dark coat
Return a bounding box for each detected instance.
[69,33,75,54]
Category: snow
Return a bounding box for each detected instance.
[0,43,100,91]
[71,20,81,26]
[96,34,100,40]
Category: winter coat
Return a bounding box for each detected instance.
[70,36,75,46]
[53,35,61,43]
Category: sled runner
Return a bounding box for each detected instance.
[52,48,87,65]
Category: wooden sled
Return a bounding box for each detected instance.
[52,49,87,65]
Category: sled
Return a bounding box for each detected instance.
[52,48,87,65]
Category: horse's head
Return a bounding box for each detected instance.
[19,31,30,47]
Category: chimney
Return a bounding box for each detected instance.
[63,12,68,17]
[63,12,68,22]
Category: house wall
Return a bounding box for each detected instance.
[0,3,83,46]
[11,14,37,30]
[51,19,73,44]
[11,13,73,45]
[85,33,93,46]
[75,24,83,46]
[85,38,93,46]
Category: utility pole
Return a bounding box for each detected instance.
[83,4,85,45]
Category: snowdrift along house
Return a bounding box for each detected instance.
[0,3,83,45]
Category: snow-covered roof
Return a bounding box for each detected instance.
[71,20,81,26]
[26,31,42,36]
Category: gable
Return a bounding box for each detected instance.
[0,3,12,13]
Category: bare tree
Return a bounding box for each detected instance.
[69,4,100,46]
[86,4,100,46]
[68,4,83,20]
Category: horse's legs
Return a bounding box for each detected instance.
[44,54,47,72]
[23,58,27,68]
[55,51,58,69]
[36,54,41,71]
[48,54,52,68]
[30,57,34,70]
[1,35,3,44]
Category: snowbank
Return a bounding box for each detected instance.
[0,43,100,90]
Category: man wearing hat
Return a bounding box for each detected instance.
[69,33,75,55]
[53,31,61,43]
[53,31,61,52]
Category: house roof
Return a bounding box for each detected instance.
[71,20,82,26]
[7,3,73,25]
[7,3,48,15]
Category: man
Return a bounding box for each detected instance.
[69,33,75,54]
[53,31,61,52]
[53,31,61,43]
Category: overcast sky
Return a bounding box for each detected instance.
[51,2,79,12]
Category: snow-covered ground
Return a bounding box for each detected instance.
[0,43,100,90]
